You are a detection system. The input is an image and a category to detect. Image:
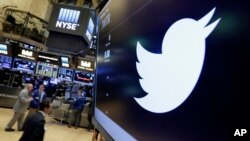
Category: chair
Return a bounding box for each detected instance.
[49,98,62,118]
[52,103,70,124]
[51,98,61,109]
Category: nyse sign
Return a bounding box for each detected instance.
[56,8,80,31]
[56,21,79,30]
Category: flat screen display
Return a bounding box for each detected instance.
[38,52,58,65]
[35,62,58,78]
[95,0,249,141]
[60,56,69,68]
[0,44,8,55]
[0,55,12,69]
[12,58,36,73]
[58,67,73,81]
[85,17,95,41]
[73,70,94,83]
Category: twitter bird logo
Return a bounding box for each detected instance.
[135,8,221,113]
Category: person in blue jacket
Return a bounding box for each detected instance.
[68,86,86,129]
[27,84,47,118]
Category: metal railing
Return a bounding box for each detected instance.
[1,8,49,44]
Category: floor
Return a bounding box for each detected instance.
[0,107,93,141]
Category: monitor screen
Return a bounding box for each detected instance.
[0,55,12,69]
[58,67,73,81]
[85,17,95,41]
[95,0,249,141]
[35,62,58,78]
[37,52,58,65]
[12,58,36,73]
[0,44,8,55]
[73,70,94,83]
[60,56,69,68]
[50,77,60,84]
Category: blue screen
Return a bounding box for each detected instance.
[58,67,73,81]
[0,55,12,69]
[12,58,36,73]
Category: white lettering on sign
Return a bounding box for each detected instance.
[21,49,33,56]
[56,8,80,31]
[56,21,79,30]
[81,61,91,67]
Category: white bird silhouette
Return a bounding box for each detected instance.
[135,8,221,113]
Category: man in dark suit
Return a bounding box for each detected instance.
[19,100,51,141]
[27,84,47,118]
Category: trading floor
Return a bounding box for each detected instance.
[0,108,93,141]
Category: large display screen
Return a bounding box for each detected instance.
[95,0,249,141]
[85,17,95,42]
[60,56,70,68]
[0,55,12,69]
[73,70,94,84]
[0,44,8,55]
[12,58,36,73]
[58,67,73,81]
[35,62,58,78]
[37,52,58,65]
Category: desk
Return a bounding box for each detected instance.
[0,85,21,108]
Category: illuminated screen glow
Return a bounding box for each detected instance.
[58,67,73,81]
[0,55,12,68]
[61,56,69,67]
[0,44,8,55]
[86,17,94,41]
[73,70,94,83]
[35,62,58,78]
[95,0,249,141]
[12,58,36,73]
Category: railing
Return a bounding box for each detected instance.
[1,8,49,44]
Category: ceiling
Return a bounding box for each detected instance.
[54,0,109,12]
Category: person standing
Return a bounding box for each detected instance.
[5,84,33,131]
[19,100,51,141]
[87,98,94,131]
[27,84,46,119]
[68,86,86,129]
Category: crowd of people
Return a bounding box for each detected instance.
[4,82,95,141]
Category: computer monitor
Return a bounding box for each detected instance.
[0,44,8,55]
[12,58,36,73]
[0,55,12,69]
